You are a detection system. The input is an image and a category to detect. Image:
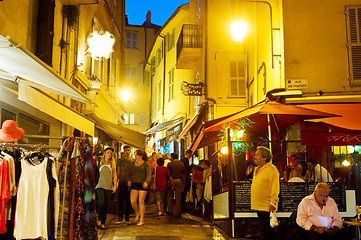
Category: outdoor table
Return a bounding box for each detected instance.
[343,218,361,240]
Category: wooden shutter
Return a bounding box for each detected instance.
[346,6,361,85]
[36,0,55,66]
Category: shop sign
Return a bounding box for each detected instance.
[181,81,204,96]
[286,79,308,90]
[302,132,361,146]
[166,123,182,142]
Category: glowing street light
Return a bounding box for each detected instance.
[342,159,350,167]
[87,31,115,59]
[121,89,131,102]
[221,146,229,155]
[231,21,247,45]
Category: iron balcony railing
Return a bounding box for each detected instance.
[177,24,202,59]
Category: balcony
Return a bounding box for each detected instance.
[176,24,202,69]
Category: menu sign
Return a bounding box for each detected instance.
[234,182,346,213]
[280,183,308,212]
[234,182,252,212]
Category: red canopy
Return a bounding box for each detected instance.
[204,100,339,133]
[299,103,361,146]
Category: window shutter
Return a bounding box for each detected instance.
[139,113,146,126]
[165,35,169,52]
[229,61,245,96]
[132,31,138,49]
[126,31,131,49]
[138,63,144,86]
[36,0,55,66]
[347,6,361,85]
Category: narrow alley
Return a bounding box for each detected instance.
[97,203,234,240]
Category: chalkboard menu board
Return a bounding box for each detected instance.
[234,182,252,212]
[280,182,346,212]
[280,183,308,212]
[234,182,346,213]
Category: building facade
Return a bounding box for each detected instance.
[0,0,145,151]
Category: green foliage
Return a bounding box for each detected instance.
[218,117,254,155]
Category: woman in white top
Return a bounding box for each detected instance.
[96,147,117,230]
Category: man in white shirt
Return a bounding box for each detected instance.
[306,158,333,182]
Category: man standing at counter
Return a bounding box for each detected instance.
[296,182,343,240]
[251,146,280,240]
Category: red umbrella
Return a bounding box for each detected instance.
[204,100,340,151]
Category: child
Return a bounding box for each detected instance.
[153,158,173,217]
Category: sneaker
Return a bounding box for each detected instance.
[115,218,123,224]
[125,220,131,225]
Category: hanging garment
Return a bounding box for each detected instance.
[14,157,49,240]
[0,157,10,234]
[48,159,60,240]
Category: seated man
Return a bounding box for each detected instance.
[306,158,333,182]
[296,182,342,240]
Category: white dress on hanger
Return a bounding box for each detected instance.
[14,157,49,240]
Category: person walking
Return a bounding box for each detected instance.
[95,147,117,230]
[167,153,185,217]
[153,158,174,217]
[128,150,151,226]
[180,149,192,211]
[251,146,280,240]
[116,146,133,224]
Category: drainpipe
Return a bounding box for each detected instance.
[204,0,216,121]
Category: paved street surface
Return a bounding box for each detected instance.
[97,203,239,240]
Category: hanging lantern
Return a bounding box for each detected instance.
[87,31,115,59]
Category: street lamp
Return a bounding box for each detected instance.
[231,21,247,45]
[230,0,280,68]
[121,89,131,102]
[87,30,115,59]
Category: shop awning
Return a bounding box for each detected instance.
[91,115,146,149]
[0,35,94,105]
[301,121,361,146]
[298,103,361,130]
[145,118,183,135]
[189,115,237,152]
[178,103,207,140]
[298,103,361,146]
[18,84,94,136]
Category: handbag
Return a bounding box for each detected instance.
[150,167,157,192]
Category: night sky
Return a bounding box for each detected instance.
[125,0,189,26]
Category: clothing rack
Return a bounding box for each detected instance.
[0,142,61,149]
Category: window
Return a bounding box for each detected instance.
[144,71,149,87]
[346,6,361,85]
[157,81,161,111]
[18,113,49,145]
[170,29,175,50]
[92,58,103,81]
[125,30,138,49]
[151,57,156,76]
[125,66,137,86]
[165,34,169,52]
[124,113,136,125]
[229,61,245,96]
[168,68,175,101]
[157,47,162,66]
[138,63,144,87]
[1,109,16,126]
[139,113,146,126]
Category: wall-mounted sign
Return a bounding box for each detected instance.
[286,79,308,90]
[181,81,204,96]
